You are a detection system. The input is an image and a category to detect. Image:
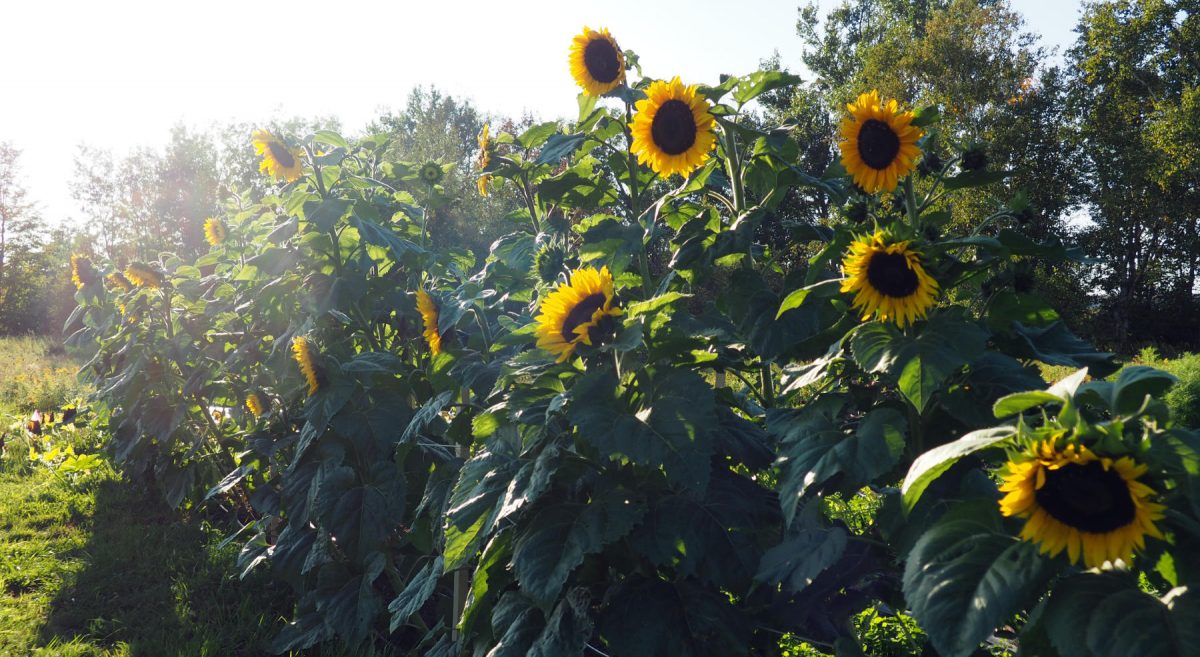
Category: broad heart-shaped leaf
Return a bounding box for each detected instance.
[304,198,352,232]
[512,486,645,605]
[756,523,848,594]
[850,314,988,411]
[770,399,906,523]
[904,516,1052,657]
[388,556,443,632]
[569,368,715,492]
[1042,573,1200,657]
[901,426,1016,510]
[320,553,387,644]
[444,446,520,570]
[630,469,778,590]
[599,577,751,657]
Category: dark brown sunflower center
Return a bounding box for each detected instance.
[866,251,920,298]
[268,141,296,168]
[857,119,901,170]
[561,292,607,342]
[651,100,698,156]
[1035,460,1137,533]
[584,38,621,84]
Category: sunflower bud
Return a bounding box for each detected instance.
[961,144,988,171]
[917,151,943,177]
[534,245,567,284]
[844,201,869,224]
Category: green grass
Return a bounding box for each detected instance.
[0,428,303,656]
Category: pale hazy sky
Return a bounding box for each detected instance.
[1,0,1084,225]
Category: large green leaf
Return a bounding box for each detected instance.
[1041,573,1200,657]
[771,401,906,522]
[569,368,715,491]
[512,487,645,605]
[444,447,519,570]
[904,516,1052,657]
[756,524,848,593]
[850,315,987,411]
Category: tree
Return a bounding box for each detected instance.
[1067,0,1200,349]
[0,143,51,334]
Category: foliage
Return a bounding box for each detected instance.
[69,16,1200,657]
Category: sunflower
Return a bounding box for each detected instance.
[252,129,303,183]
[838,91,923,194]
[124,262,163,288]
[291,336,321,396]
[999,441,1165,568]
[477,123,492,197]
[416,289,444,356]
[419,162,444,185]
[629,77,717,178]
[535,266,623,363]
[245,392,267,418]
[569,27,626,96]
[203,218,227,246]
[70,255,96,290]
[106,272,133,292]
[840,231,938,328]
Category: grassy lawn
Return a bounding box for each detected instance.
[0,336,311,656]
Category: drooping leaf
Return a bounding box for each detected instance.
[388,556,443,632]
[600,577,751,657]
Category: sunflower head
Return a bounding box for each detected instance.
[630,77,717,178]
[419,162,444,185]
[534,244,567,284]
[999,440,1165,568]
[840,231,939,328]
[291,336,322,396]
[535,266,623,363]
[961,143,988,171]
[245,392,267,418]
[70,255,97,290]
[838,91,923,194]
[106,271,133,292]
[124,262,163,289]
[252,129,304,183]
[569,27,626,96]
[416,289,444,356]
[203,218,227,246]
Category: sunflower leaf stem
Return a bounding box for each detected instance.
[306,145,329,200]
[760,362,775,408]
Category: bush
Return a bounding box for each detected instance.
[1162,353,1200,427]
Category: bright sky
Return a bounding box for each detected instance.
[1,0,1083,226]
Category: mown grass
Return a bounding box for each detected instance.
[0,425,307,656]
[0,335,389,657]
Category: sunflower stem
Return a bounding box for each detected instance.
[624,100,652,299]
[904,176,919,234]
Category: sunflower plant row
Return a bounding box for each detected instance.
[66,27,1200,657]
